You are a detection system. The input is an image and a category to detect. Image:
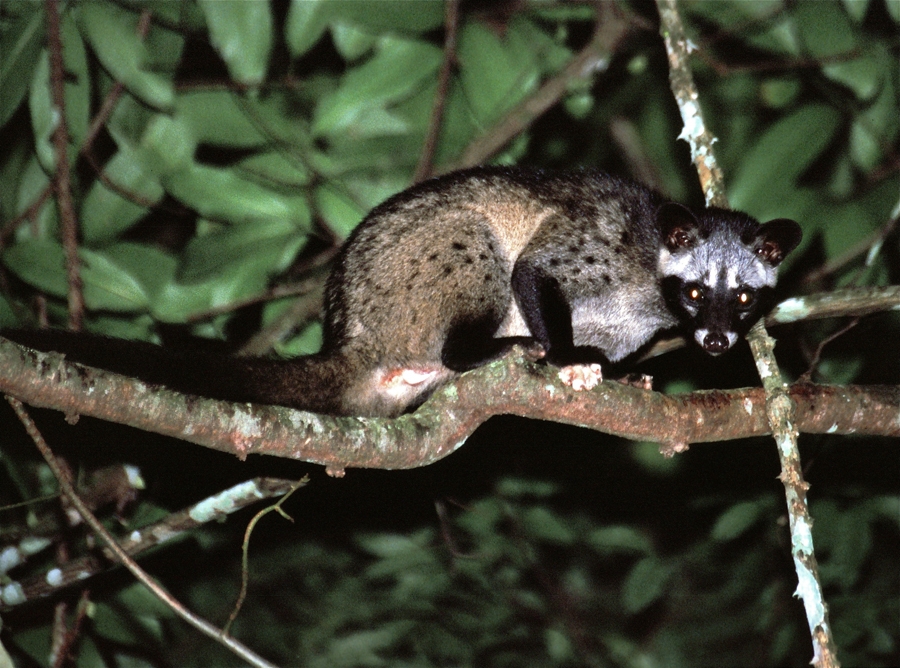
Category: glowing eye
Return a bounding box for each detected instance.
[685,285,703,302]
[737,290,756,308]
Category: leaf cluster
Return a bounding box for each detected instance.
[0,0,897,666]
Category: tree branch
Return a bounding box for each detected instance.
[1,337,896,475]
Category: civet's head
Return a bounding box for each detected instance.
[657,203,802,354]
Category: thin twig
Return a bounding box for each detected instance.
[655,1,839,665]
[44,0,84,330]
[6,396,279,668]
[413,0,460,183]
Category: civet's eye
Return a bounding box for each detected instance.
[684,284,703,302]
[736,289,757,309]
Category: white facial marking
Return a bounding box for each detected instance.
[694,328,709,347]
[659,249,696,278]
[726,266,740,289]
[706,261,719,288]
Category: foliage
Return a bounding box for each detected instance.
[0,0,897,666]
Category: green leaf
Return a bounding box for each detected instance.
[14,155,57,236]
[78,2,174,110]
[711,501,766,541]
[80,147,166,243]
[888,0,900,22]
[457,21,539,123]
[330,22,378,61]
[823,50,882,100]
[794,0,859,57]
[2,239,69,299]
[587,526,653,555]
[198,0,273,86]
[163,163,312,227]
[2,240,153,312]
[174,90,269,148]
[91,243,177,306]
[236,151,312,188]
[79,246,154,311]
[521,507,575,544]
[178,218,307,282]
[0,2,45,127]
[139,112,197,176]
[284,0,332,57]
[686,1,800,56]
[728,104,842,217]
[841,0,871,22]
[313,36,442,136]
[59,13,91,149]
[622,557,672,613]
[286,0,443,57]
[27,51,56,171]
[314,184,367,240]
[151,273,251,323]
[335,0,444,33]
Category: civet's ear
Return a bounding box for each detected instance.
[753,219,802,266]
[657,203,701,251]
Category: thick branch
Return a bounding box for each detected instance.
[1,338,896,473]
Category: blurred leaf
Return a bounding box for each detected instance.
[841,0,871,22]
[622,556,673,613]
[198,0,272,86]
[164,162,311,226]
[822,50,882,100]
[357,530,432,561]
[2,240,152,312]
[330,22,378,61]
[13,155,56,234]
[587,526,654,555]
[849,56,899,171]
[78,2,174,110]
[457,21,539,123]
[889,0,900,21]
[236,151,312,188]
[314,184,366,240]
[2,239,69,299]
[79,246,155,312]
[59,13,91,149]
[99,243,178,305]
[794,0,858,57]
[280,320,324,356]
[711,501,766,541]
[178,217,306,283]
[144,16,188,72]
[174,90,269,148]
[140,112,197,176]
[686,1,800,56]
[313,36,442,136]
[286,0,443,57]
[728,104,842,216]
[521,506,575,544]
[284,0,331,57]
[27,52,56,171]
[80,147,165,243]
[496,478,560,498]
[334,0,444,33]
[0,3,44,127]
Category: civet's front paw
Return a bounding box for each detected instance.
[558,364,603,391]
